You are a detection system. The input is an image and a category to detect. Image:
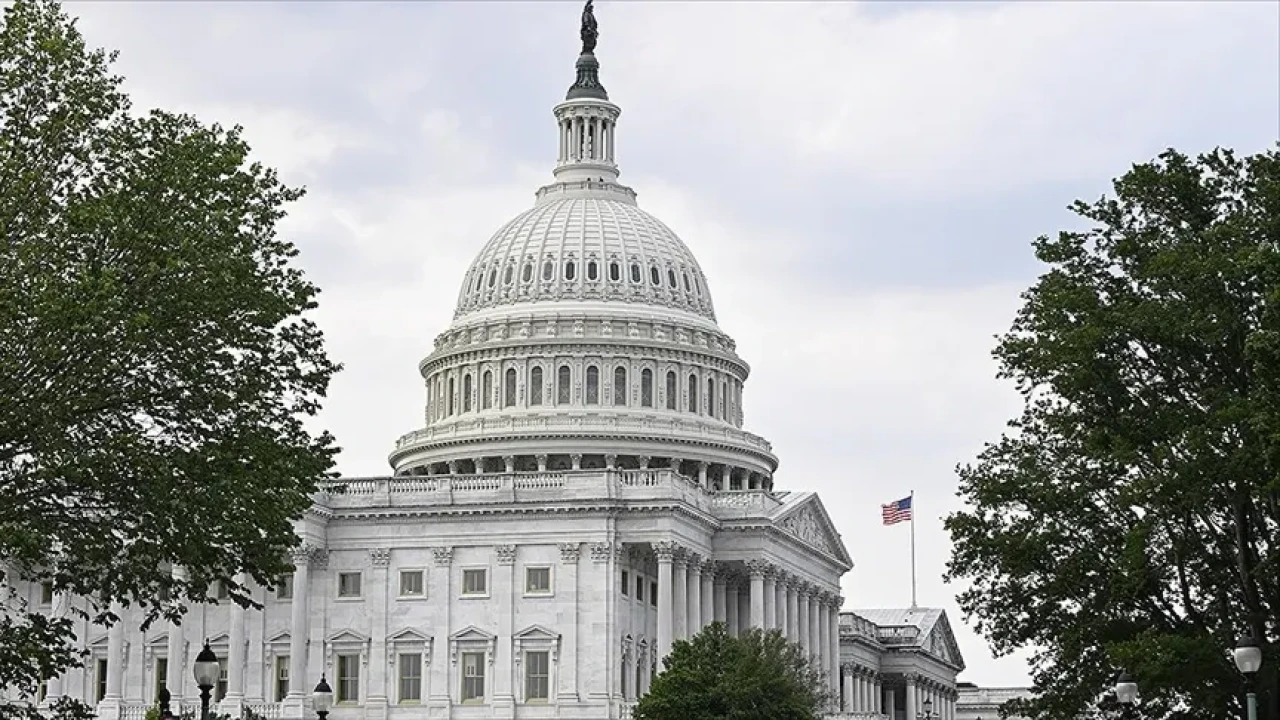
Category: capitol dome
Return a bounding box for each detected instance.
[389,22,777,488]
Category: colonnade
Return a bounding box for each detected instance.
[840,663,883,715]
[903,675,958,720]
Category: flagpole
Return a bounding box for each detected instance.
[910,489,917,609]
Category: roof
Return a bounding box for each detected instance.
[847,607,966,671]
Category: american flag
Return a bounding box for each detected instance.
[882,496,913,525]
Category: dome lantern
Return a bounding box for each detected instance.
[551,0,622,186]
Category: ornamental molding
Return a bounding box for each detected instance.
[558,542,582,564]
[369,548,391,567]
[422,334,746,378]
[432,547,454,566]
[495,545,517,565]
[448,626,497,666]
[589,542,612,563]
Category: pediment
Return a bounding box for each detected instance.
[771,493,853,568]
[449,625,496,643]
[325,629,370,645]
[388,627,432,644]
[924,612,966,671]
[513,624,559,642]
[266,631,291,646]
[87,634,108,649]
[205,632,230,646]
[146,632,168,647]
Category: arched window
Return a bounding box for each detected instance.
[694,277,703,296]
[630,264,641,283]
[613,366,627,406]
[683,272,692,292]
[522,263,533,283]
[707,378,715,419]
[665,371,677,410]
[650,266,661,285]
[565,261,576,280]
[488,270,497,288]
[463,374,473,413]
[530,366,544,406]
[504,368,517,407]
[687,373,698,413]
[503,265,514,284]
[609,262,621,282]
[557,365,571,404]
[641,369,653,407]
[587,260,599,281]
[482,370,493,410]
[586,366,600,405]
[448,377,455,416]
[721,380,728,419]
[668,269,678,288]
[543,260,554,281]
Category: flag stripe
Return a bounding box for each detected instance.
[881,496,913,526]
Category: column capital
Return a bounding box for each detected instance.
[558,543,582,564]
[369,548,391,567]
[292,544,326,567]
[654,541,678,563]
[590,542,613,563]
[432,546,454,566]
[701,557,717,574]
[604,453,618,469]
[685,552,703,570]
[502,455,516,472]
[745,559,770,578]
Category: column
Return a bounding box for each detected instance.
[774,575,787,634]
[536,454,548,472]
[875,676,883,714]
[746,561,767,629]
[697,462,708,489]
[655,542,675,662]
[808,594,821,663]
[366,552,390,720]
[725,582,740,636]
[818,602,829,691]
[761,570,776,631]
[841,666,854,712]
[886,683,897,720]
[43,589,71,704]
[712,568,728,624]
[221,573,249,716]
[284,548,312,719]
[905,676,917,720]
[786,582,799,642]
[829,596,841,702]
[687,557,702,635]
[672,552,688,641]
[559,543,581,701]
[98,601,126,720]
[494,545,516,707]
[797,588,810,653]
[428,548,453,708]
[700,560,714,631]
[165,568,186,701]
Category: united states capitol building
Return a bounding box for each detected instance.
[5,4,1030,720]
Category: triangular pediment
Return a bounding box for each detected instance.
[771,493,854,568]
[88,634,108,648]
[388,627,432,643]
[513,624,559,642]
[147,632,168,647]
[449,625,496,643]
[925,612,966,671]
[205,632,230,646]
[326,629,370,645]
[266,631,291,646]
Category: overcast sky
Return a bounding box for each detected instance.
[69,0,1278,688]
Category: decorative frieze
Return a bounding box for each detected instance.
[589,542,612,563]
[559,542,582,564]
[495,545,517,565]
[369,548,391,567]
[432,547,454,566]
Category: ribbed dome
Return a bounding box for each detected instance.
[452,194,717,322]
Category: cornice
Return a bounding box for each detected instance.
[421,337,749,379]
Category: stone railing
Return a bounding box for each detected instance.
[875,624,920,645]
[826,714,888,720]
[120,705,148,720]
[321,470,781,520]
[392,412,773,454]
[839,612,881,642]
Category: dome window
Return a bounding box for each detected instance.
[565,261,577,281]
[630,263,641,283]
[543,260,554,281]
[463,374,473,413]
[613,367,627,406]
[522,263,533,283]
[503,266,514,285]
[665,371,677,410]
[707,378,716,419]
[587,260,599,281]
[530,366,544,406]
[609,262,621,282]
[557,365,571,404]
[447,377,455,416]
[482,371,493,410]
[586,366,600,405]
[650,266,661,286]
[641,369,653,407]
[504,368,517,408]
[694,277,702,296]
[687,373,698,413]
[488,270,497,288]
[683,273,691,292]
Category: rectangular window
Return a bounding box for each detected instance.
[525,567,551,595]
[216,659,228,700]
[398,654,422,703]
[95,659,108,701]
[461,652,485,702]
[524,651,550,701]
[650,581,658,607]
[40,581,53,605]
[215,581,229,600]
[337,572,362,598]
[337,654,359,703]
[635,576,644,603]
[154,658,168,700]
[462,569,487,596]
[621,570,629,597]
[276,575,293,600]
[275,655,290,702]
[399,570,425,597]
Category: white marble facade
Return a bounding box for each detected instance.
[5,7,981,720]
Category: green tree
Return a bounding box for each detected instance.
[633,623,829,720]
[946,145,1280,720]
[0,1,339,717]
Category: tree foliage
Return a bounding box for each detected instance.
[633,623,829,720]
[946,145,1280,720]
[0,1,339,715]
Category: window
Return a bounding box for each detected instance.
[447,377,455,416]
[543,260,554,281]
[398,654,422,703]
[399,570,425,597]
[586,366,599,404]
[564,261,576,280]
[276,575,293,600]
[650,266,660,285]
[688,374,698,413]
[630,263,641,283]
[337,654,359,704]
[707,378,716,419]
[665,371,677,410]
[525,567,552,595]
[275,656,290,702]
[461,652,486,702]
[694,276,702,296]
[609,262,620,282]
[587,260,599,281]
[635,576,644,602]
[668,270,678,287]
[721,380,728,419]
[488,270,496,288]
[217,659,228,700]
[621,570,629,596]
[482,371,492,410]
[641,369,653,407]
[530,367,543,406]
[463,374,473,412]
[524,651,550,701]
[650,581,658,607]
[215,581,229,600]
[462,569,488,596]
[613,367,627,406]
[154,657,168,701]
[40,581,53,605]
[338,572,362,598]
[521,263,532,283]
[557,366,571,404]
[504,368,517,408]
[95,659,108,702]
[503,266,513,284]
[683,272,691,292]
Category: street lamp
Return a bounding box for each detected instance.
[1114,671,1138,719]
[157,687,173,720]
[312,676,334,720]
[1235,634,1264,720]
[192,641,220,720]
[919,697,935,720]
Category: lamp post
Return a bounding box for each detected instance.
[312,676,334,720]
[1235,634,1264,720]
[158,687,173,720]
[918,697,936,720]
[1115,671,1138,719]
[192,641,220,720]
